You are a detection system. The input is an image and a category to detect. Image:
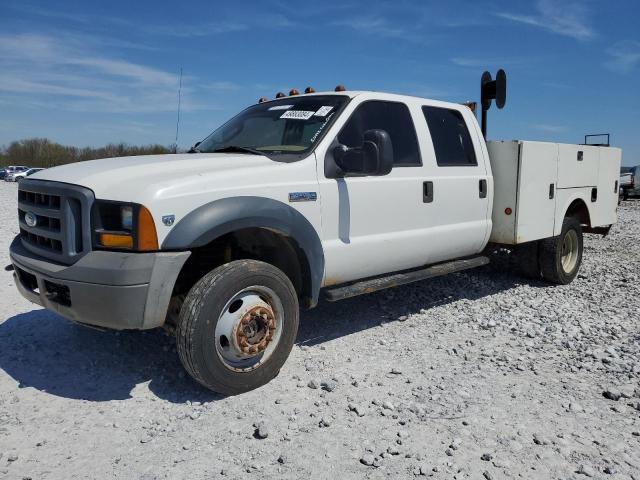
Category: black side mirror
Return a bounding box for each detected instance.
[188,141,202,153]
[333,129,393,176]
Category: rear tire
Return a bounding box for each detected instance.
[540,217,583,285]
[176,259,299,395]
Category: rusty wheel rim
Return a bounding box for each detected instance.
[214,286,283,372]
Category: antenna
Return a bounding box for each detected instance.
[174,67,183,152]
[480,69,507,139]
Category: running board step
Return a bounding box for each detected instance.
[323,256,489,302]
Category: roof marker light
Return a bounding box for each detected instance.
[304,86,315,94]
[289,88,299,96]
[275,92,285,98]
[258,97,268,103]
[334,85,346,92]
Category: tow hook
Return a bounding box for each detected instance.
[4,264,14,272]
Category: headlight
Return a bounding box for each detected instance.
[91,201,158,251]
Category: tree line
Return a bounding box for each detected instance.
[0,138,176,168]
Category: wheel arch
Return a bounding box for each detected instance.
[554,193,592,236]
[162,196,324,308]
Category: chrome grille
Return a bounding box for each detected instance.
[17,179,94,264]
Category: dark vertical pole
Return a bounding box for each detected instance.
[481,108,487,139]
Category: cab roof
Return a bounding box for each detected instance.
[259,90,470,112]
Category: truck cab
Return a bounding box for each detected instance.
[9,87,620,395]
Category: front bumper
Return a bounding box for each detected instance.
[9,236,190,330]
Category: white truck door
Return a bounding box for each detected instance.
[318,99,432,285]
[413,104,492,262]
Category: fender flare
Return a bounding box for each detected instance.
[162,196,324,306]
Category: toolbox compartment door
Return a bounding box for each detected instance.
[557,144,599,188]
[516,142,558,242]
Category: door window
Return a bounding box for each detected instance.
[338,101,421,166]
[422,106,477,166]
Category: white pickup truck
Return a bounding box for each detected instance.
[9,78,621,394]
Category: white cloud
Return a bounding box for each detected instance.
[604,40,640,73]
[497,0,595,41]
[0,33,235,114]
[451,57,527,68]
[330,17,422,43]
[534,124,567,133]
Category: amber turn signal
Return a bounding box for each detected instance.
[99,233,133,249]
[137,206,159,251]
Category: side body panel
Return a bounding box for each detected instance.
[489,140,559,244]
[487,141,519,244]
[489,140,620,243]
[313,93,492,285]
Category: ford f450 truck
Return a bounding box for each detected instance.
[8,80,621,394]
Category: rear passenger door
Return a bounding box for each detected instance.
[416,105,492,262]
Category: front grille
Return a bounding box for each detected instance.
[17,179,94,264]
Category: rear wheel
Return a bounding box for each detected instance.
[540,217,583,285]
[176,259,299,395]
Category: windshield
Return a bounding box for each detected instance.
[196,95,349,158]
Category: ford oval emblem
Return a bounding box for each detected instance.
[24,211,37,228]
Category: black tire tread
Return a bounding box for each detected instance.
[176,259,298,394]
[540,216,583,285]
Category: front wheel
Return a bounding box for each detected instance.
[540,217,583,285]
[176,260,299,395]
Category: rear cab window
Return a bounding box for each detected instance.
[422,106,477,166]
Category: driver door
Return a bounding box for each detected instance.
[317,99,430,285]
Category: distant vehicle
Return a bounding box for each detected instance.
[619,172,633,200]
[7,168,44,182]
[620,165,640,200]
[0,165,28,180]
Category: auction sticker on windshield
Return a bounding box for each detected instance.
[280,110,315,120]
[314,106,333,117]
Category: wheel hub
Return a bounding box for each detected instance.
[561,229,579,273]
[235,305,276,355]
[215,286,284,372]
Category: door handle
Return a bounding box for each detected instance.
[479,179,487,199]
[423,181,433,203]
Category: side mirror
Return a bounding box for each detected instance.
[188,141,202,153]
[333,129,393,176]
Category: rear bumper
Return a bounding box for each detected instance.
[9,236,190,330]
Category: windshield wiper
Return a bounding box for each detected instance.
[211,145,266,156]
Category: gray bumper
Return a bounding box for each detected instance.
[9,236,190,330]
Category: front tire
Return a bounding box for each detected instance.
[540,217,583,285]
[176,259,299,395]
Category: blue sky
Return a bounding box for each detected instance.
[1,0,639,164]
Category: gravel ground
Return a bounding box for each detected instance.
[1,180,639,480]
